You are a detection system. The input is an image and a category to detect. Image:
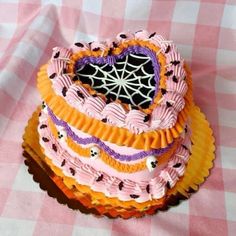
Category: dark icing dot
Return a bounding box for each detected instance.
[69,168,75,176]
[120,34,127,39]
[75,42,84,47]
[166,101,172,108]
[166,181,171,189]
[172,76,178,83]
[149,32,156,38]
[171,60,180,66]
[72,76,78,81]
[161,88,167,95]
[112,42,118,48]
[173,163,182,168]
[101,118,107,123]
[52,144,57,152]
[54,51,60,58]
[164,70,173,77]
[92,47,100,52]
[108,48,113,56]
[62,87,67,97]
[165,45,171,54]
[40,124,47,129]
[130,194,140,199]
[96,174,103,182]
[77,90,84,99]
[49,73,56,79]
[118,181,124,190]
[182,144,188,150]
[42,137,49,142]
[146,184,150,194]
[144,114,150,122]
[61,159,66,167]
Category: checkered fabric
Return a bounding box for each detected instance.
[0,0,236,235]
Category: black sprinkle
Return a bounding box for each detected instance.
[49,73,56,79]
[185,126,188,133]
[101,118,107,123]
[172,76,178,83]
[146,184,150,194]
[130,194,140,199]
[92,47,100,51]
[75,42,84,47]
[88,41,93,45]
[96,174,104,182]
[120,34,127,39]
[112,42,118,48]
[118,181,124,190]
[61,159,66,167]
[92,94,97,97]
[39,112,41,117]
[72,76,78,81]
[166,101,172,108]
[54,51,60,58]
[161,88,167,95]
[69,168,75,176]
[40,124,47,129]
[42,137,49,142]
[164,70,173,77]
[166,181,171,189]
[149,32,156,38]
[108,48,113,56]
[165,45,171,54]
[135,30,142,33]
[173,163,182,168]
[151,161,157,168]
[144,114,150,122]
[182,144,188,150]
[171,60,180,66]
[63,68,67,73]
[191,141,194,145]
[77,90,84,99]
[52,144,57,152]
[62,87,67,97]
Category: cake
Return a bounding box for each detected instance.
[23,30,214,218]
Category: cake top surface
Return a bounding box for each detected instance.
[37,30,192,150]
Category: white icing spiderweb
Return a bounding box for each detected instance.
[76,53,156,108]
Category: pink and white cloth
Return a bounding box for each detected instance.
[0,0,236,235]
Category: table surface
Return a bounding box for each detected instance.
[0,0,236,235]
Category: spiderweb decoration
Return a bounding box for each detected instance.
[76,53,156,109]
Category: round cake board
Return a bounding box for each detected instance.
[22,105,215,219]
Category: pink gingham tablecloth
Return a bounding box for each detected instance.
[0,0,236,235]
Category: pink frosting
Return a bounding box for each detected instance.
[53,74,73,96]
[134,30,149,40]
[71,42,90,53]
[125,110,149,134]
[166,51,182,64]
[66,84,85,107]
[51,47,72,60]
[102,102,127,127]
[116,31,134,42]
[90,41,107,52]
[47,60,67,78]
[162,91,185,112]
[38,111,192,203]
[151,105,177,129]
[171,65,186,79]
[83,96,106,119]
[166,78,188,96]
[175,145,190,163]
[148,34,170,52]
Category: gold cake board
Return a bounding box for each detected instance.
[22,105,215,219]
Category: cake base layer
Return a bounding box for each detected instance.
[22,105,215,219]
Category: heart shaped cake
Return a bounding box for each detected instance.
[34,30,200,216]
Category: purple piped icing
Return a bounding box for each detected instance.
[48,108,172,162]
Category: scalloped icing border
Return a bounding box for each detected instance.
[22,104,215,213]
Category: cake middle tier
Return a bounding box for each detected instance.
[38,106,192,203]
